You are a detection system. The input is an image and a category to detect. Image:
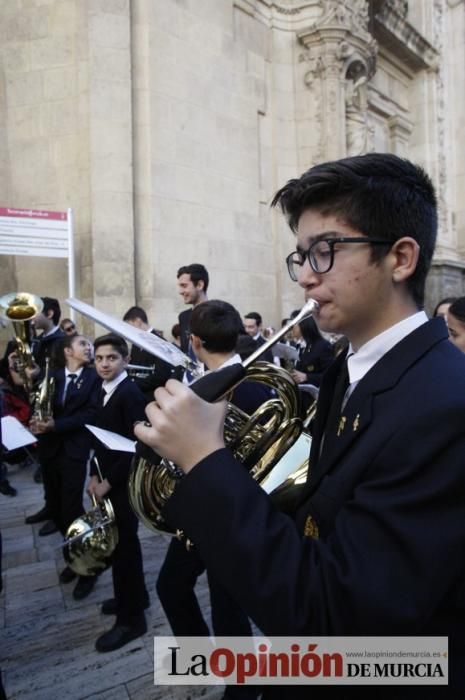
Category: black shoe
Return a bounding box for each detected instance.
[95,618,147,653]
[0,479,17,496]
[33,466,43,483]
[73,575,97,600]
[25,506,50,524]
[101,597,150,615]
[59,566,77,584]
[38,520,59,536]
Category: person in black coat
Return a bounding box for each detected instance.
[290,311,335,417]
[122,305,178,399]
[137,153,465,698]
[29,334,101,598]
[176,263,209,352]
[156,300,265,700]
[89,333,149,653]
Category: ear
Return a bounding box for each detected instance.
[190,334,203,356]
[389,237,420,283]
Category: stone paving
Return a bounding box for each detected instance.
[0,458,223,700]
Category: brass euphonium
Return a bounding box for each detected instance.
[63,459,118,576]
[0,291,43,394]
[129,299,319,540]
[31,357,55,420]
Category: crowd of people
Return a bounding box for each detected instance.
[1,152,465,699]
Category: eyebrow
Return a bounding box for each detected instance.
[296,230,343,253]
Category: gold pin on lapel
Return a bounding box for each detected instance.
[304,515,319,539]
[353,414,360,432]
[337,416,346,436]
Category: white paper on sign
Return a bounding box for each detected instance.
[66,297,200,372]
[86,425,136,453]
[1,416,37,451]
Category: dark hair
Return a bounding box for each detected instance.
[94,333,129,357]
[432,297,458,317]
[271,153,437,308]
[177,263,209,292]
[244,311,262,327]
[123,305,148,324]
[41,297,61,325]
[190,300,243,353]
[235,333,258,360]
[448,297,465,324]
[290,309,323,344]
[171,323,181,339]
[53,333,87,368]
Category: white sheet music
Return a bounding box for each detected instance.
[1,416,37,451]
[85,424,136,453]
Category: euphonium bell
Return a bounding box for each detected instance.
[63,494,118,576]
[0,291,44,394]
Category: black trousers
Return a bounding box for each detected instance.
[109,486,148,624]
[42,454,87,534]
[156,538,259,699]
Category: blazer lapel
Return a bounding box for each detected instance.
[300,318,448,501]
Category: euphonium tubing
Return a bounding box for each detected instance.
[128,361,303,536]
[129,299,319,538]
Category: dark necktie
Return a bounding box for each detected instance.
[323,358,350,443]
[63,373,77,404]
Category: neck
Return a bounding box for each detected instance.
[200,350,234,370]
[350,298,420,352]
[66,359,85,372]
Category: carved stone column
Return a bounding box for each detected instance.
[297,0,377,161]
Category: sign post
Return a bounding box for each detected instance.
[0,206,75,319]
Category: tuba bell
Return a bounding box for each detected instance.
[63,494,118,576]
[129,299,319,540]
[0,291,43,394]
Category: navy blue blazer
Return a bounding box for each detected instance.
[37,365,101,462]
[295,336,334,386]
[163,319,465,694]
[91,376,147,489]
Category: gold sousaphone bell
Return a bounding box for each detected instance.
[64,494,118,576]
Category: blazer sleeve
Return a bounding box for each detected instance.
[163,403,465,639]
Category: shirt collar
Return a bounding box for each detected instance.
[65,367,83,380]
[102,370,128,393]
[217,353,242,370]
[43,325,60,338]
[347,311,428,385]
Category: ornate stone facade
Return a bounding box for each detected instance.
[0,0,464,343]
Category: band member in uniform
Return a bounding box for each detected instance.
[29,334,101,598]
[177,263,209,353]
[136,153,465,699]
[122,305,177,400]
[89,333,149,653]
[156,300,264,700]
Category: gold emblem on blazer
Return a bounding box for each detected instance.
[337,416,347,436]
[353,414,360,432]
[304,515,319,539]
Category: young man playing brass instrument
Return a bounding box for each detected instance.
[136,153,465,699]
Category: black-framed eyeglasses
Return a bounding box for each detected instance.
[64,324,75,332]
[286,237,392,280]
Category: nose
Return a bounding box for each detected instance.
[297,256,319,290]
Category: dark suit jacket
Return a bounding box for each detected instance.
[130,330,178,400]
[253,335,274,364]
[178,308,192,354]
[91,376,147,488]
[295,336,334,386]
[163,318,465,696]
[37,365,101,462]
[32,328,66,370]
